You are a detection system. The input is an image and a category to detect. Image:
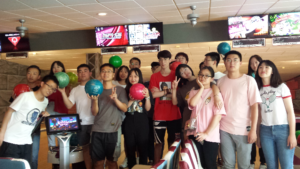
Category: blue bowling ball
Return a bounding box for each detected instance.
[85,79,103,96]
[217,42,231,55]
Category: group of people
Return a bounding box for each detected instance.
[0,49,297,169]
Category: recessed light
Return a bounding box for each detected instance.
[98,13,107,16]
[282,67,285,69]
[176,45,180,48]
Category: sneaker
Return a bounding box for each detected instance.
[136,157,139,164]
[119,157,128,168]
[250,164,255,169]
[259,164,267,169]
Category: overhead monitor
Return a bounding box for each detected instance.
[128,22,163,45]
[269,12,300,37]
[95,25,129,47]
[45,114,81,135]
[0,32,30,53]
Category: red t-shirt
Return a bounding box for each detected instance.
[48,90,68,114]
[149,71,181,121]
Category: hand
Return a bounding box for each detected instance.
[57,87,65,93]
[195,132,208,142]
[142,88,149,98]
[248,129,257,144]
[256,136,261,148]
[110,87,117,101]
[41,111,50,117]
[0,133,4,147]
[287,134,297,149]
[151,87,159,93]
[172,76,181,90]
[87,94,100,100]
[129,94,135,101]
[196,78,204,88]
[214,95,223,110]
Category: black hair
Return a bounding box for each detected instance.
[77,64,91,72]
[115,65,129,81]
[130,57,141,66]
[205,52,220,67]
[224,50,242,61]
[255,60,282,90]
[42,75,59,87]
[151,62,160,68]
[27,65,41,75]
[100,63,115,73]
[175,64,195,88]
[199,62,204,70]
[175,52,189,62]
[157,50,171,59]
[160,82,168,90]
[247,55,263,76]
[125,68,144,99]
[49,61,65,76]
[199,66,215,78]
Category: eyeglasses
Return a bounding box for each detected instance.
[101,70,113,74]
[225,58,240,63]
[131,63,139,66]
[45,83,57,92]
[198,74,212,79]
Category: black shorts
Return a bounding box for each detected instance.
[90,130,121,162]
[153,119,181,144]
[77,125,92,146]
[0,141,32,164]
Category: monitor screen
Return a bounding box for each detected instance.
[95,25,129,47]
[0,32,30,53]
[45,114,81,135]
[128,22,163,45]
[228,15,269,39]
[269,12,300,36]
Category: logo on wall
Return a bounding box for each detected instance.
[8,36,21,46]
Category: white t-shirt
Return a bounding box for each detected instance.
[5,92,48,145]
[69,85,94,125]
[260,83,291,126]
[112,80,126,88]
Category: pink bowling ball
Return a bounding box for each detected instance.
[130,83,145,100]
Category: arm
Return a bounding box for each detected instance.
[248,103,258,144]
[0,108,14,146]
[189,88,204,108]
[172,89,178,105]
[151,88,165,98]
[195,114,222,142]
[256,104,262,148]
[58,88,74,109]
[143,88,151,111]
[283,97,297,149]
[145,98,151,111]
[91,98,99,116]
[211,84,222,109]
[114,98,127,112]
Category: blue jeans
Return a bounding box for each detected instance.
[260,124,295,169]
[31,133,40,169]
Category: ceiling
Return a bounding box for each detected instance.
[0,0,300,33]
[2,39,300,82]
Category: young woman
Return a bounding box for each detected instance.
[256,60,296,169]
[186,66,226,169]
[124,68,153,169]
[247,55,262,78]
[113,65,129,88]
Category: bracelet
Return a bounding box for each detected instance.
[145,96,150,100]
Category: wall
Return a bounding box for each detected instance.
[0,60,49,125]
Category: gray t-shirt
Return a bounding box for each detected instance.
[92,86,128,133]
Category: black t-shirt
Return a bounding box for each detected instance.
[127,88,154,117]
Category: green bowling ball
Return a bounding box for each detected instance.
[67,72,78,85]
[109,55,122,68]
[54,72,69,88]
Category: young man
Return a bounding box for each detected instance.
[151,62,160,74]
[204,52,225,82]
[90,63,128,169]
[175,52,189,64]
[0,75,58,166]
[149,50,181,164]
[9,65,42,169]
[129,57,141,69]
[217,50,261,169]
[58,64,94,169]
[199,61,205,70]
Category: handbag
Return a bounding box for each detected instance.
[185,89,212,131]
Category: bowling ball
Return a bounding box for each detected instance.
[217,42,231,55]
[130,83,145,100]
[85,79,103,96]
[109,55,122,68]
[54,72,70,88]
[67,72,78,86]
[14,84,30,97]
[296,130,300,139]
[170,61,181,71]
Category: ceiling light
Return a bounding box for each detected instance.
[98,13,107,16]
[176,45,180,48]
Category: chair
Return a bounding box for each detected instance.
[179,161,189,169]
[0,157,31,169]
[180,148,195,169]
[185,139,202,169]
[163,139,181,169]
[151,159,167,169]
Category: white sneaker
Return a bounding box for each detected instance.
[250,164,255,169]
[259,164,267,169]
[136,157,139,164]
[119,157,128,168]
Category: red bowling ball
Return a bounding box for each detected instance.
[130,83,145,100]
[14,84,30,97]
[170,61,181,71]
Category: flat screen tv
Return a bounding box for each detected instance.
[128,22,163,45]
[45,114,81,135]
[228,15,269,39]
[0,32,30,53]
[95,25,129,47]
[269,12,300,36]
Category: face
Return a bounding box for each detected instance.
[129,60,140,69]
[258,63,273,79]
[224,54,241,72]
[41,80,58,97]
[151,65,160,74]
[119,67,128,80]
[159,57,170,69]
[78,67,91,82]
[176,55,187,64]
[179,67,192,79]
[52,63,63,74]
[204,56,215,67]
[250,57,260,72]
[128,71,139,85]
[100,66,114,81]
[27,68,40,83]
[198,69,213,85]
